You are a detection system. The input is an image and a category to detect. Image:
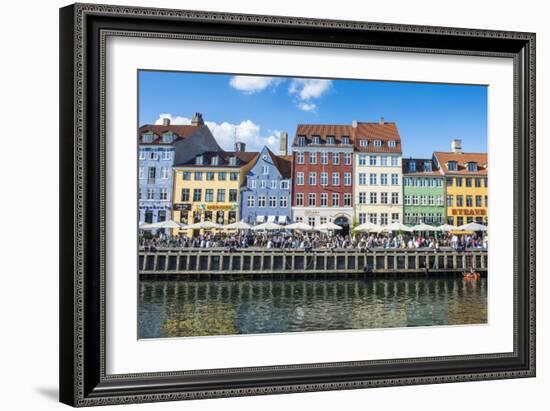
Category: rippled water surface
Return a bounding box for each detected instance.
[138,277,487,338]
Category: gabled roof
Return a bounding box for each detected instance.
[138,124,205,145]
[175,150,259,168]
[265,148,292,179]
[293,124,353,146]
[432,152,488,176]
[402,158,442,176]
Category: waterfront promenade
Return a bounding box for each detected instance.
[139,247,487,277]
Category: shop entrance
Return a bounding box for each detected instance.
[334,216,350,237]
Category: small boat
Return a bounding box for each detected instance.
[462,271,481,279]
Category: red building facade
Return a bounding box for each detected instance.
[291,124,355,234]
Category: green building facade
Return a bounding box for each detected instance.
[402,158,445,226]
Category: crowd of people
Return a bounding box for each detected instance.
[139,230,488,252]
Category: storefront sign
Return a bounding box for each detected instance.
[451,208,486,216]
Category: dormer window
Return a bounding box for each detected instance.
[424,161,432,172]
[374,140,382,147]
[326,136,335,145]
[359,139,368,147]
[312,135,320,144]
[448,161,458,172]
[162,132,174,144]
[142,132,154,143]
[229,156,237,166]
[467,162,478,172]
[408,161,417,172]
[211,155,219,165]
[388,140,396,148]
[297,136,306,146]
[195,155,203,165]
[341,136,350,145]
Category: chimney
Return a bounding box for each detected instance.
[451,139,462,153]
[379,117,385,125]
[279,131,288,156]
[162,117,170,126]
[191,112,204,126]
[235,142,246,152]
[352,120,358,128]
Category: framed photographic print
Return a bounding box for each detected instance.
[59,3,536,407]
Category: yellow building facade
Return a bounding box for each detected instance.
[434,146,488,227]
[171,150,258,235]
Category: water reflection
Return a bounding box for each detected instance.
[138,277,487,338]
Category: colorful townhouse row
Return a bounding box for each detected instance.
[138,114,488,236]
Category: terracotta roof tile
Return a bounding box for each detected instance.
[433,151,488,175]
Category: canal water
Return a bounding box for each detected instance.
[138,277,487,338]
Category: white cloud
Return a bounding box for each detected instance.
[289,79,332,100]
[229,76,281,94]
[154,114,281,153]
[297,102,317,112]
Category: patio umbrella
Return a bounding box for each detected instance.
[437,224,458,232]
[354,222,383,232]
[186,221,221,230]
[317,222,343,231]
[458,222,488,231]
[411,222,441,232]
[139,220,184,230]
[223,220,252,230]
[285,222,315,231]
[381,222,413,232]
[251,221,282,231]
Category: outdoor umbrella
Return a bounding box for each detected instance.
[381,222,413,232]
[458,222,488,232]
[285,222,315,231]
[411,222,441,232]
[139,220,184,230]
[186,221,221,230]
[437,223,458,232]
[251,221,282,231]
[354,222,383,232]
[223,220,252,230]
[317,222,343,231]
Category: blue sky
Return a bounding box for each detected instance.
[139,70,487,157]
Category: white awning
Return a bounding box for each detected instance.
[256,215,265,223]
[278,215,287,224]
[267,215,276,222]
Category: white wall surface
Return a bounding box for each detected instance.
[0,0,546,409]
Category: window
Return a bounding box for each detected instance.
[369,173,377,185]
[146,188,155,200]
[297,136,306,146]
[258,195,266,208]
[326,136,335,144]
[295,216,303,223]
[344,193,352,206]
[262,165,269,175]
[392,192,399,204]
[139,167,144,179]
[380,213,388,225]
[279,196,288,208]
[388,140,396,148]
[320,152,328,164]
[205,189,214,202]
[218,172,227,181]
[447,195,454,207]
[359,192,367,204]
[312,135,320,144]
[281,180,289,190]
[369,213,377,224]
[369,155,377,166]
[159,188,168,200]
[391,156,398,167]
[194,171,202,181]
[359,173,367,185]
[181,171,190,181]
[456,195,463,207]
[332,152,340,164]
[467,162,478,172]
[485,195,488,207]
[381,192,388,204]
[229,189,238,202]
[466,195,473,207]
[457,216,464,226]
[269,196,277,208]
[331,193,340,207]
[162,151,172,160]
[247,196,255,207]
[320,172,328,186]
[391,173,398,185]
[206,172,215,181]
[181,188,190,202]
[320,217,327,225]
[320,193,328,207]
[476,195,483,207]
[427,195,434,205]
[271,180,278,189]
[448,161,458,171]
[149,151,158,161]
[308,193,316,207]
[358,213,367,224]
[211,155,219,165]
[229,156,237,166]
[309,152,317,164]
[217,189,226,202]
[161,133,173,144]
[420,196,427,205]
[260,180,267,189]
[380,156,388,166]
[370,192,377,204]
[332,172,340,186]
[195,155,203,165]
[374,140,382,147]
[296,172,304,185]
[455,177,463,187]
[248,179,256,189]
[308,217,316,227]
[404,195,410,205]
[466,178,472,187]
[408,161,416,172]
[359,139,368,147]
[380,173,388,185]
[391,213,399,223]
[308,172,317,186]
[412,195,418,205]
[296,152,304,164]
[230,172,238,181]
[446,177,453,186]
[193,189,201,202]
[475,178,482,187]
[358,154,367,166]
[139,151,146,160]
[424,161,432,172]
[341,136,350,145]
[295,193,304,206]
[344,153,352,165]
[142,133,154,143]
[344,172,352,186]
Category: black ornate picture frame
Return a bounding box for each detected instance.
[59,3,535,407]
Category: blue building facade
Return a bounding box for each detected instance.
[138,113,221,226]
[240,146,292,224]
